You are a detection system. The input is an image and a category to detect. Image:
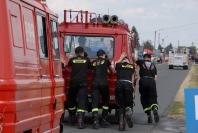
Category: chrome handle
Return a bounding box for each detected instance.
[41,75,49,78]
[54,75,60,78]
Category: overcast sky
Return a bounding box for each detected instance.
[47,0,198,47]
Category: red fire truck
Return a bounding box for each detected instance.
[59,10,137,112]
[0,0,64,132]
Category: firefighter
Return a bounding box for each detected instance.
[67,46,91,129]
[91,49,113,129]
[136,53,159,124]
[115,53,135,131]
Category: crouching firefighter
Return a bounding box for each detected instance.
[91,49,113,129]
[136,53,159,124]
[67,46,91,129]
[115,53,136,131]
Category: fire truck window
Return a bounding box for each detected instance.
[64,35,114,59]
[64,36,70,53]
[50,20,60,59]
[36,15,48,58]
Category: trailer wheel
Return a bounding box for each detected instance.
[169,65,173,69]
[183,66,188,70]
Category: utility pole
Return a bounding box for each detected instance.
[154,31,157,49]
[158,32,161,49]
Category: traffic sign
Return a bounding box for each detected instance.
[184,88,198,133]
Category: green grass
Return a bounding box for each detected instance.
[168,101,185,117]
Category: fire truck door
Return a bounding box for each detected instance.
[36,14,51,79]
[50,19,62,79]
[36,12,60,130]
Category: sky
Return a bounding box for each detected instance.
[47,0,198,48]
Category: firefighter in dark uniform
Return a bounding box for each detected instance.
[67,46,91,129]
[91,49,113,129]
[136,53,159,123]
[115,53,135,131]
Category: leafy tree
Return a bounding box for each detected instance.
[158,44,163,52]
[188,46,196,55]
[177,46,185,53]
[131,26,140,47]
[143,40,154,51]
[165,43,173,54]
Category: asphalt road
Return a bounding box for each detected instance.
[63,63,190,133]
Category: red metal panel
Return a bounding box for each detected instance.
[0,0,64,132]
[0,0,14,79]
[9,1,23,48]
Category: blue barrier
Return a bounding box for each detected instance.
[184,88,198,133]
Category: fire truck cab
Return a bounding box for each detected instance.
[59,10,136,111]
[0,0,64,132]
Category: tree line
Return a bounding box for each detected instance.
[131,26,197,55]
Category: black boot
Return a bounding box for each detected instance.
[152,107,159,123]
[68,111,76,125]
[101,110,110,128]
[92,112,100,129]
[119,110,126,131]
[77,112,85,129]
[147,112,153,124]
[125,107,133,128]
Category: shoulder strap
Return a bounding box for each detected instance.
[143,62,155,77]
[149,63,155,77]
[149,62,153,70]
[142,62,148,70]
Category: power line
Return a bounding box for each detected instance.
[140,20,198,35]
[160,20,198,31]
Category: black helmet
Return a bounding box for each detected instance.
[97,49,106,57]
[143,53,151,58]
[75,46,84,54]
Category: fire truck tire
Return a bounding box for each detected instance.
[115,109,119,123]
[60,113,64,133]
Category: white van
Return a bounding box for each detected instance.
[168,51,189,69]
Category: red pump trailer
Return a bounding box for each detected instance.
[59,10,137,111]
[0,0,64,132]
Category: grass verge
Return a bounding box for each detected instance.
[168,64,198,119]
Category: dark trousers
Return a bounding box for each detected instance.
[67,81,88,112]
[91,80,109,110]
[139,78,158,113]
[115,81,134,110]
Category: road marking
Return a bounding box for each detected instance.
[195,95,198,120]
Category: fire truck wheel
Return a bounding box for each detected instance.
[115,109,119,123]
[60,113,64,133]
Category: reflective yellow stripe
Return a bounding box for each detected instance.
[73,59,87,63]
[77,109,85,112]
[92,108,99,112]
[150,104,159,109]
[101,60,105,64]
[122,64,133,68]
[102,106,109,110]
[93,62,96,66]
[144,107,151,112]
[144,104,159,112]
[68,107,76,111]
[125,107,131,110]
